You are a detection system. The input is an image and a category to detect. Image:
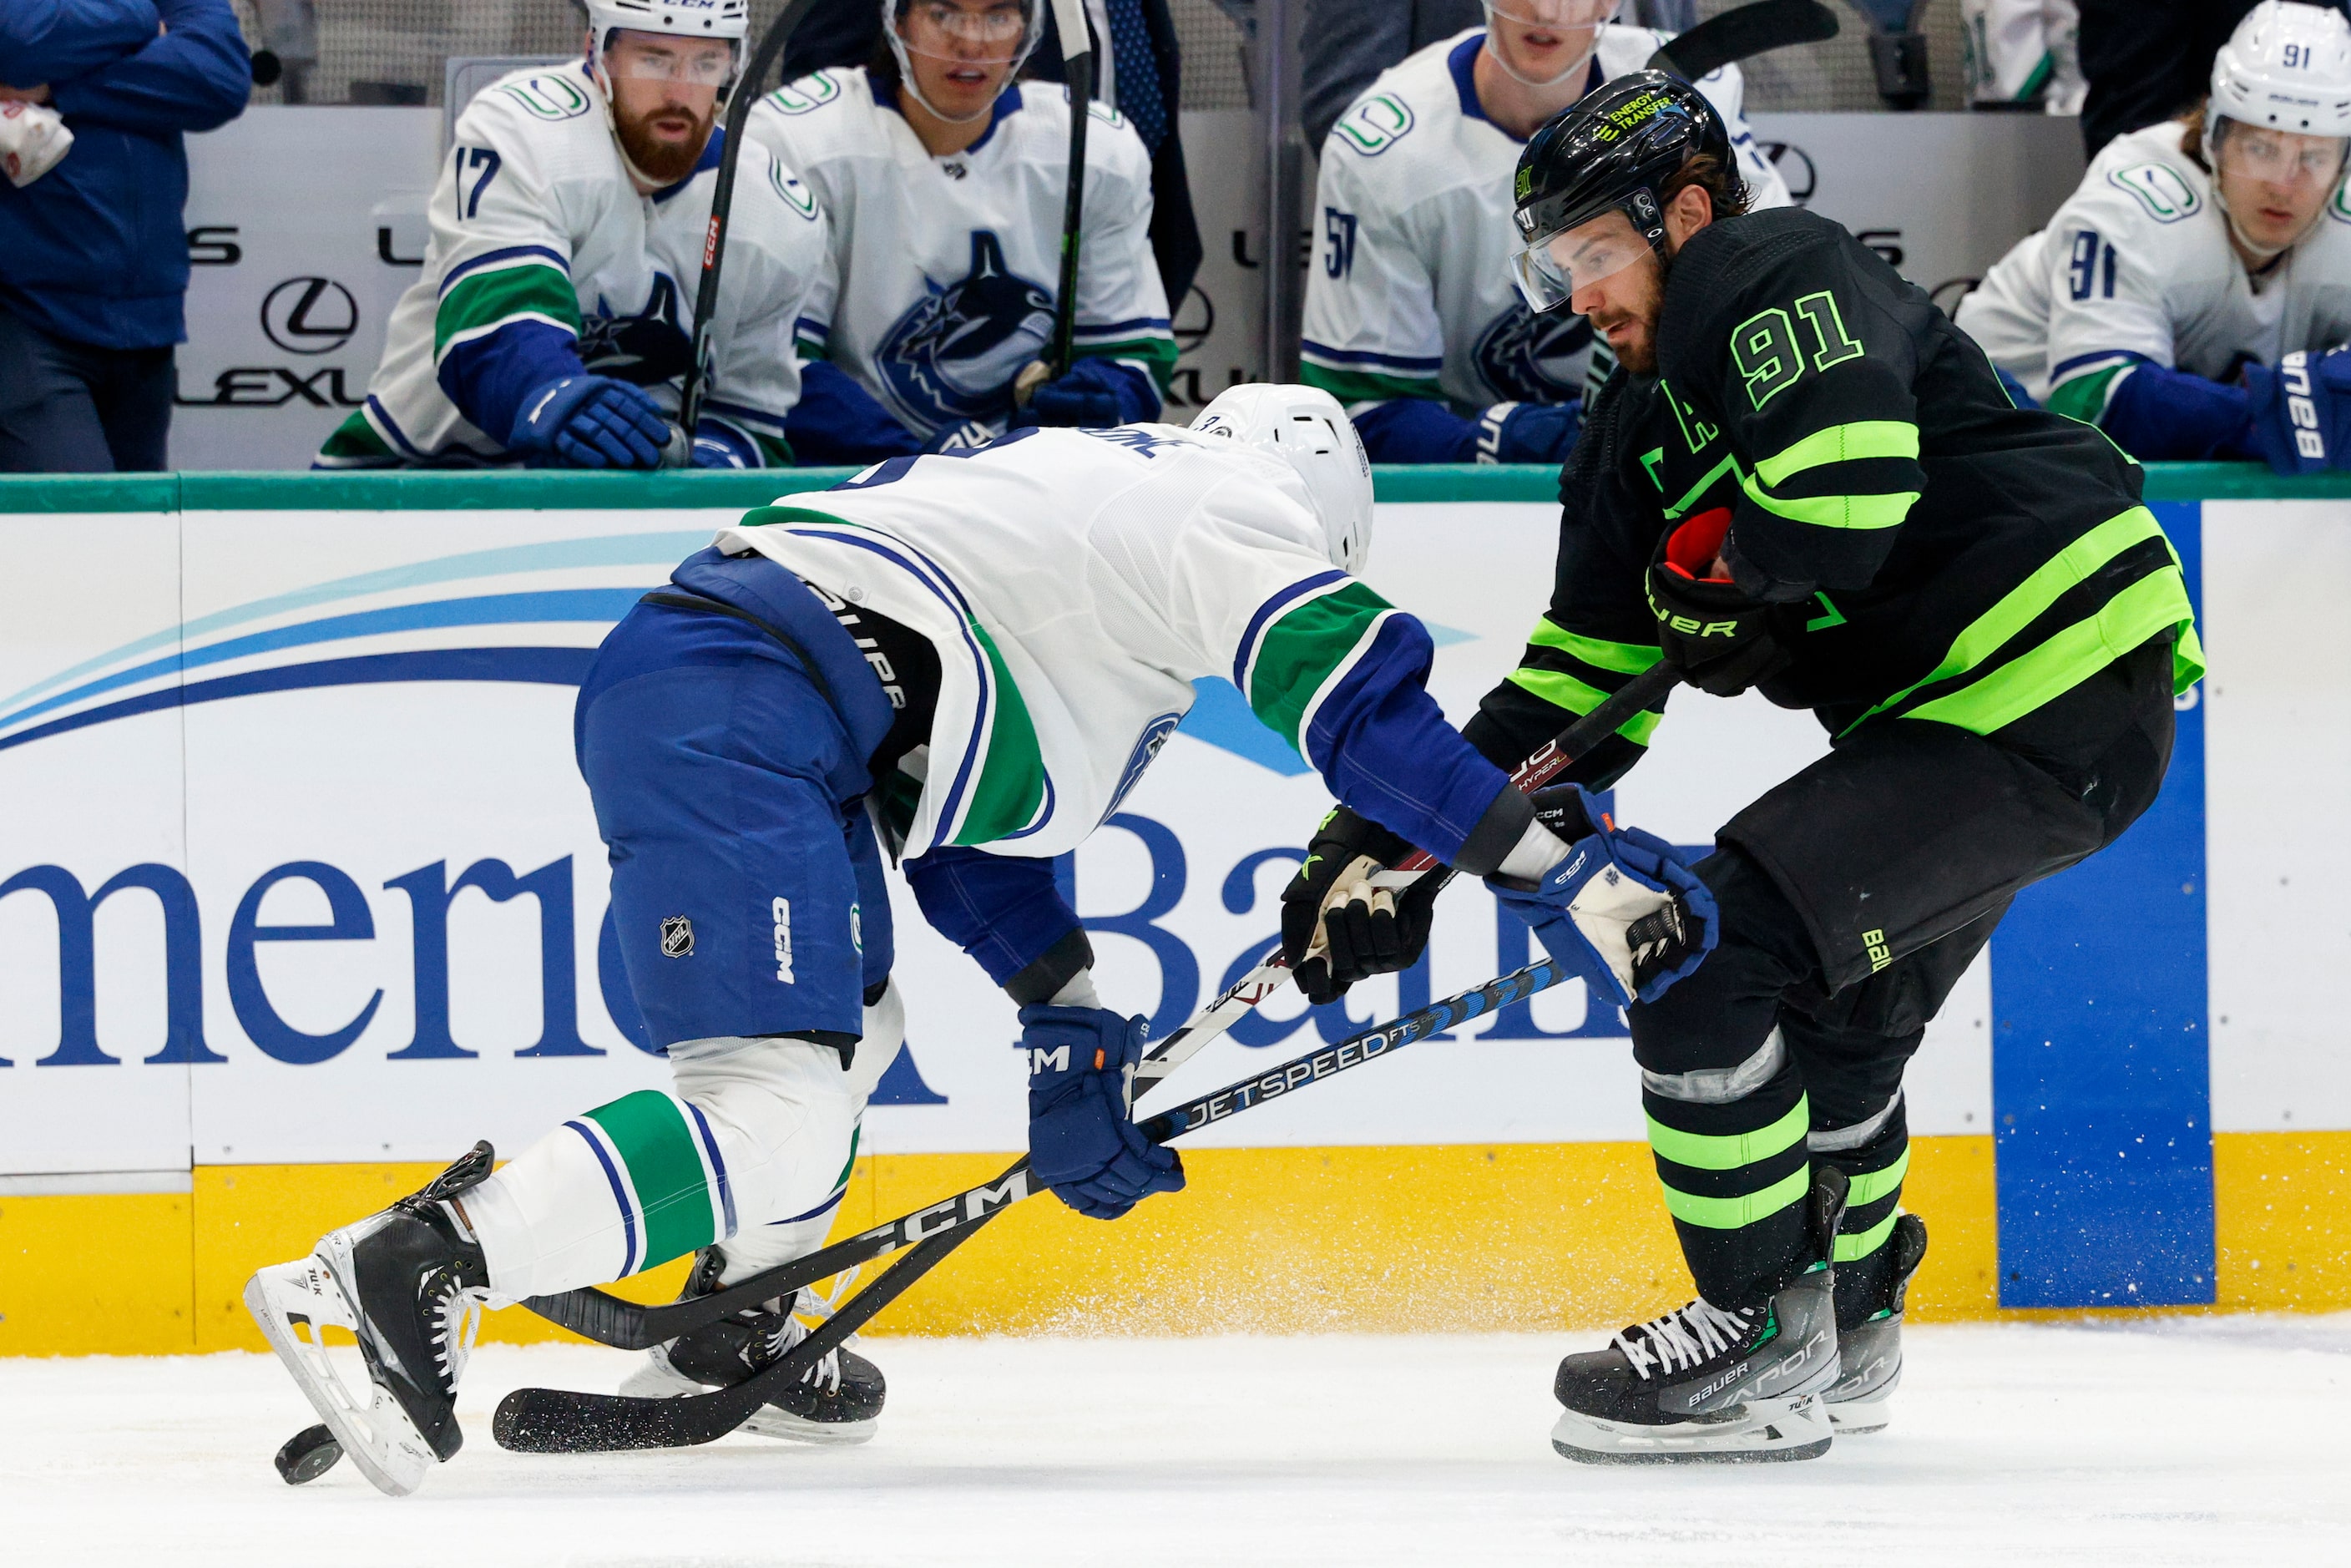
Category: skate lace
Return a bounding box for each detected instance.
[430,1275,488,1395]
[1612,1298,1756,1382]
[758,1268,862,1393]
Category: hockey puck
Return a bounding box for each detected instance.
[274,1424,342,1485]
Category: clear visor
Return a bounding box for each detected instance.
[1509,208,1655,313]
[1484,0,1623,29]
[894,0,1036,68]
[2213,119,2351,188]
[603,30,739,88]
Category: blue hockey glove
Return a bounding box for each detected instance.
[1013,357,1130,428]
[1476,399,1583,464]
[1486,785,1719,1006]
[2244,347,2351,474]
[509,375,670,469]
[690,417,757,468]
[1023,1004,1185,1220]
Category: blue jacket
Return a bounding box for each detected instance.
[0,0,250,350]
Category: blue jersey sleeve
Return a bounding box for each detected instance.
[44,0,249,137]
[785,360,923,464]
[2101,358,2257,461]
[1349,397,1479,464]
[436,319,587,448]
[902,845,1087,996]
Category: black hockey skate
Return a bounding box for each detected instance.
[1550,1166,1848,1464]
[1825,1211,1929,1434]
[619,1246,886,1444]
[243,1143,494,1496]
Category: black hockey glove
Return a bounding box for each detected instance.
[1646,507,1792,699]
[1279,807,1439,1006]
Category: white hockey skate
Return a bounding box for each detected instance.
[242,1143,494,1497]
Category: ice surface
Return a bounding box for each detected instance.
[6,1320,2347,1565]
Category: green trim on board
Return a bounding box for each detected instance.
[4,462,2350,513]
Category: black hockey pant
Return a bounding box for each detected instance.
[1626,637,2177,1321]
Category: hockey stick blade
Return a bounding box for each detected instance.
[494,959,1564,1453]
[1646,0,1837,81]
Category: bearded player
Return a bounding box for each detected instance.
[1284,74,2201,1462]
[316,0,827,470]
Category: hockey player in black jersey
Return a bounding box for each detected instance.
[1282,71,2203,1463]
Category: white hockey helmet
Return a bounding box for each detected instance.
[2210,2,2351,138]
[1192,384,1376,576]
[584,0,750,90]
[882,0,1046,125]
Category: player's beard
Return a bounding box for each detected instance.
[1587,255,1667,377]
[613,98,715,187]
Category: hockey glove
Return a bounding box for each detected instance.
[509,375,670,469]
[2243,347,2351,474]
[1023,1004,1185,1220]
[0,100,73,188]
[1475,400,1583,465]
[1279,806,1438,1005]
[689,417,759,468]
[1646,507,1792,698]
[1486,785,1718,1007]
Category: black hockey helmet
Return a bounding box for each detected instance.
[1508,70,1742,313]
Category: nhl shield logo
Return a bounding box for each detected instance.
[660,915,695,959]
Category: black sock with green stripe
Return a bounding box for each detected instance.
[1810,1107,1911,1332]
[1643,1058,1815,1310]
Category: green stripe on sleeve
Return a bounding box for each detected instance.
[1503,668,1664,746]
[584,1090,717,1272]
[1246,580,1394,751]
[950,620,1049,845]
[434,261,582,357]
[1752,420,1920,486]
[1301,362,1443,405]
[2047,362,2135,426]
[1833,1209,1901,1262]
[1845,1145,1911,1206]
[1659,1164,1813,1230]
[1902,566,2197,735]
[1842,505,2173,733]
[1646,1096,1810,1171]
[1073,335,1179,392]
[1527,618,1664,675]
[1740,475,1920,530]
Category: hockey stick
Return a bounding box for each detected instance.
[492,955,1567,1453]
[1644,0,1838,81]
[514,661,1680,1354]
[1014,0,1095,407]
[670,0,822,460]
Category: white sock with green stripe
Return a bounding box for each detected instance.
[463,1036,870,1302]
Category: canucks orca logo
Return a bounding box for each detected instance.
[579,273,693,387]
[875,230,1054,431]
[1473,304,1593,404]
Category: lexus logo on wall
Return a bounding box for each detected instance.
[260,277,358,355]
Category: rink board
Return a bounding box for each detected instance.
[0,465,2346,1353]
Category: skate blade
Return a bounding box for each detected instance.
[1551,1393,1833,1465]
[243,1262,434,1498]
[617,1353,878,1447]
[1828,1362,1901,1435]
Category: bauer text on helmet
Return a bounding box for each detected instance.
[1191,385,1375,575]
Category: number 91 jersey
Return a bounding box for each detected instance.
[1958,118,2351,420]
[1301,26,1790,416]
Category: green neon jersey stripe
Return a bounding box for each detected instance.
[1842,506,2177,734]
[1528,619,1665,675]
[1740,474,1920,530]
[1833,1210,1901,1262]
[1646,1096,1810,1171]
[1662,451,1742,520]
[434,262,581,357]
[584,1090,716,1272]
[1301,362,1443,405]
[1846,1145,1911,1206]
[1503,667,1664,745]
[1752,420,1921,487]
[1659,1164,1813,1230]
[1902,567,2197,735]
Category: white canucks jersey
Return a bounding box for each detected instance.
[741,69,1176,440]
[1300,27,1791,413]
[1957,118,2351,419]
[318,63,829,468]
[716,427,1398,859]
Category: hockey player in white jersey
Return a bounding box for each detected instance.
[243,387,1716,1495]
[1958,2,2351,471]
[740,0,1177,463]
[1299,0,1789,465]
[316,0,828,470]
